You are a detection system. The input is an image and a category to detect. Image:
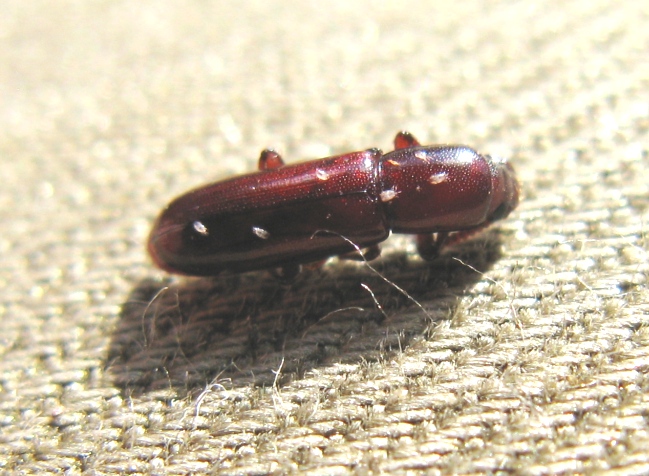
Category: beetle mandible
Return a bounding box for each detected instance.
[148,132,519,278]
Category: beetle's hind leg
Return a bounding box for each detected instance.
[259,149,301,281]
[258,149,285,170]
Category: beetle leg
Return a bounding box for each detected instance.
[258,149,285,170]
[444,223,491,247]
[338,244,382,262]
[361,244,382,261]
[416,232,450,261]
[393,131,421,149]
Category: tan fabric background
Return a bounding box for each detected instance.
[2,0,648,474]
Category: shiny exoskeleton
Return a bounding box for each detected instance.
[148,132,519,277]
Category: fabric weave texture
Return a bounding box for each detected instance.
[1,1,648,474]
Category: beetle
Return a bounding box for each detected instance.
[148,132,519,278]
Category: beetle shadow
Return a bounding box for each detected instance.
[108,232,505,396]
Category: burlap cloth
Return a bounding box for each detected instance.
[2,1,648,474]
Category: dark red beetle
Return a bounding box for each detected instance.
[148,132,519,278]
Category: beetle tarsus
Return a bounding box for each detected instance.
[258,149,285,170]
[416,232,450,261]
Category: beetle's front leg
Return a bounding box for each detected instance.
[338,244,382,262]
[416,232,449,261]
[417,225,494,261]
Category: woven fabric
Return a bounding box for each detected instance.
[1,0,648,473]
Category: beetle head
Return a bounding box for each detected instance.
[487,157,520,224]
